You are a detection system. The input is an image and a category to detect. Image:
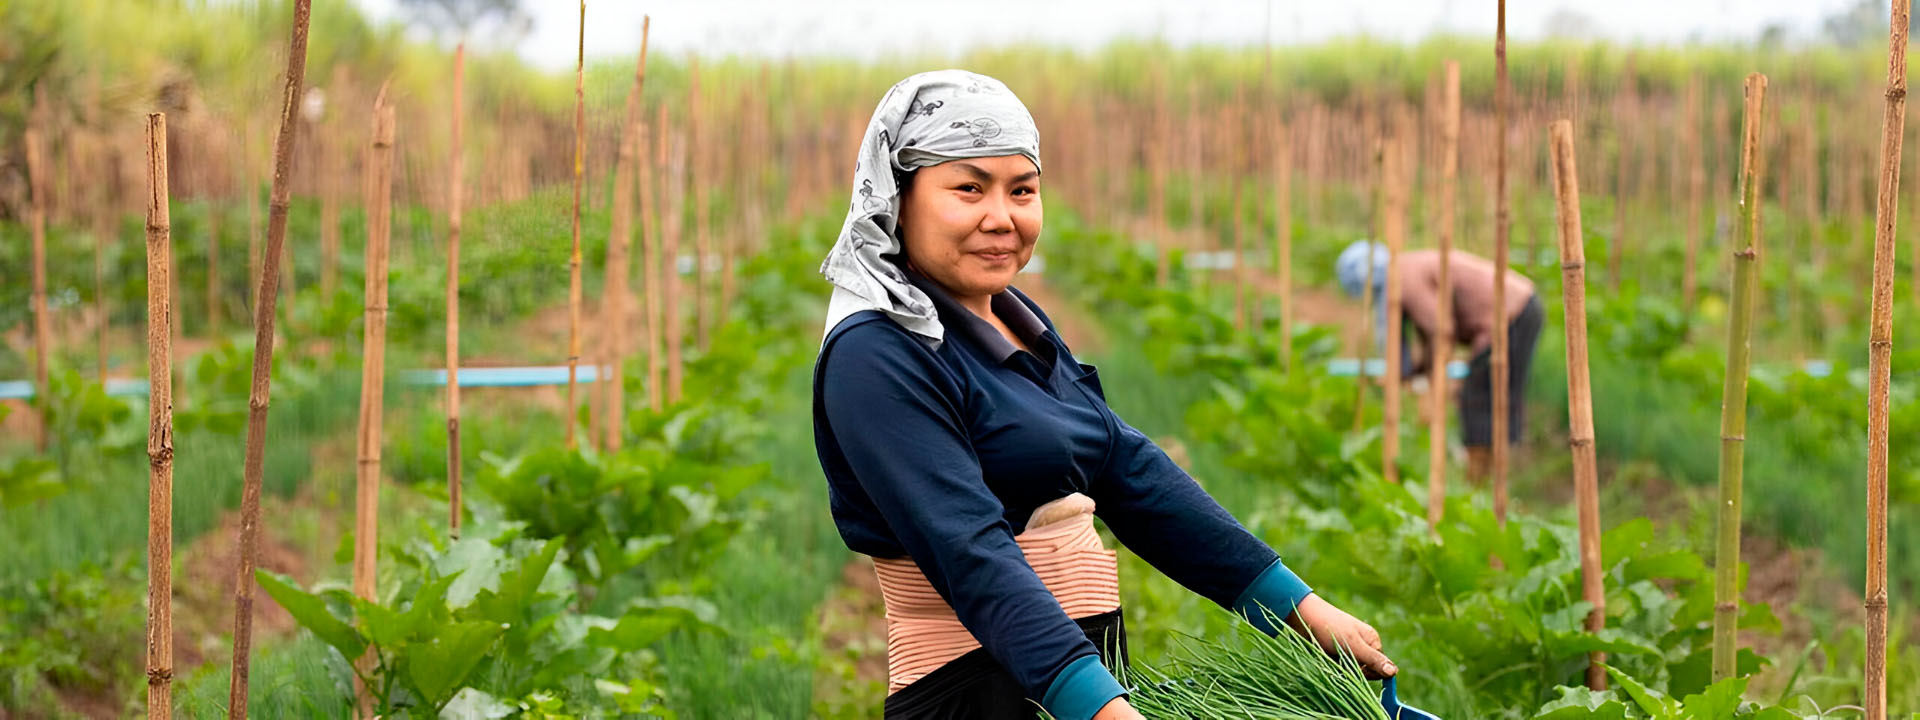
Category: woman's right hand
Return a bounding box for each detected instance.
[1092,696,1146,720]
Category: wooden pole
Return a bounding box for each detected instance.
[1612,55,1636,289]
[1354,139,1382,433]
[1492,0,1513,526]
[206,199,222,334]
[97,183,112,383]
[1233,154,1248,332]
[25,93,51,452]
[1712,71,1768,684]
[144,111,176,720]
[1232,87,1249,332]
[567,1,586,449]
[1152,79,1171,286]
[1274,121,1293,372]
[690,58,712,352]
[351,87,394,720]
[1864,3,1907,715]
[1383,135,1406,486]
[664,118,686,406]
[1684,77,1705,316]
[228,1,311,714]
[247,124,262,313]
[446,43,465,540]
[1550,118,1608,691]
[1429,61,1461,531]
[643,109,664,414]
[353,87,394,604]
[603,16,650,451]
[319,138,338,299]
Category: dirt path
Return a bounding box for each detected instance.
[811,557,890,716]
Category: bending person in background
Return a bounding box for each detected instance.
[1337,240,1543,485]
[813,70,1397,720]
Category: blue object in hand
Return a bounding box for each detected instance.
[1380,675,1440,720]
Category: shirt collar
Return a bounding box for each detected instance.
[904,267,1049,363]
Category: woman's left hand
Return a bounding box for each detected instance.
[1285,594,1398,679]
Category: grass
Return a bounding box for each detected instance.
[0,368,361,588]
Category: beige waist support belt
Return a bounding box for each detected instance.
[871,493,1122,694]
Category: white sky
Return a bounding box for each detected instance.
[353,0,1864,70]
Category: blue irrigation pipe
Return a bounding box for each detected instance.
[0,360,1845,400]
[1326,358,1835,380]
[0,365,604,400]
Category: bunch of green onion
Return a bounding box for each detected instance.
[1114,609,1392,719]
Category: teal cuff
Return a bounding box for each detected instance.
[1041,654,1126,720]
[1232,558,1315,636]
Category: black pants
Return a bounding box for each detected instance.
[1461,294,1542,447]
[883,609,1128,719]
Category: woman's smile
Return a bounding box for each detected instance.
[896,155,1044,314]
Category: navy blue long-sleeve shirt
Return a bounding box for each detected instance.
[812,270,1313,719]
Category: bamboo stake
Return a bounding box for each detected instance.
[1152,79,1171,286]
[96,187,111,383]
[1232,165,1248,331]
[207,197,222,333]
[1864,2,1907,715]
[1274,121,1293,372]
[1550,118,1608,691]
[664,118,686,406]
[1712,72,1768,683]
[602,17,650,451]
[144,111,176,720]
[228,2,311,714]
[319,130,339,299]
[1684,77,1705,316]
[353,88,394,719]
[716,90,740,332]
[26,96,51,452]
[1232,88,1249,332]
[1383,136,1405,486]
[1492,0,1512,525]
[690,58,712,352]
[567,1,586,449]
[1612,55,1635,290]
[321,65,348,301]
[446,43,466,540]
[1797,106,1818,347]
[1429,61,1461,531]
[1354,139,1382,433]
[643,109,664,414]
[354,87,394,604]
[247,124,262,313]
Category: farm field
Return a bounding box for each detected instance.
[4,1,1920,718]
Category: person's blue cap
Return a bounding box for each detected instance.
[1336,239,1389,298]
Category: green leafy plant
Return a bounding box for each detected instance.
[258,520,715,717]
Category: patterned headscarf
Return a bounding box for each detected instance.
[818,69,1043,348]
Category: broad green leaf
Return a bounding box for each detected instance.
[1678,676,1747,720]
[255,570,367,660]
[351,597,413,648]
[406,620,505,708]
[588,596,720,652]
[400,572,460,630]
[440,687,514,719]
[467,539,563,625]
[1533,686,1630,719]
[1604,664,1679,716]
[437,537,509,610]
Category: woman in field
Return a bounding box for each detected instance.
[811,70,1395,720]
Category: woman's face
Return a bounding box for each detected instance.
[897,154,1042,301]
